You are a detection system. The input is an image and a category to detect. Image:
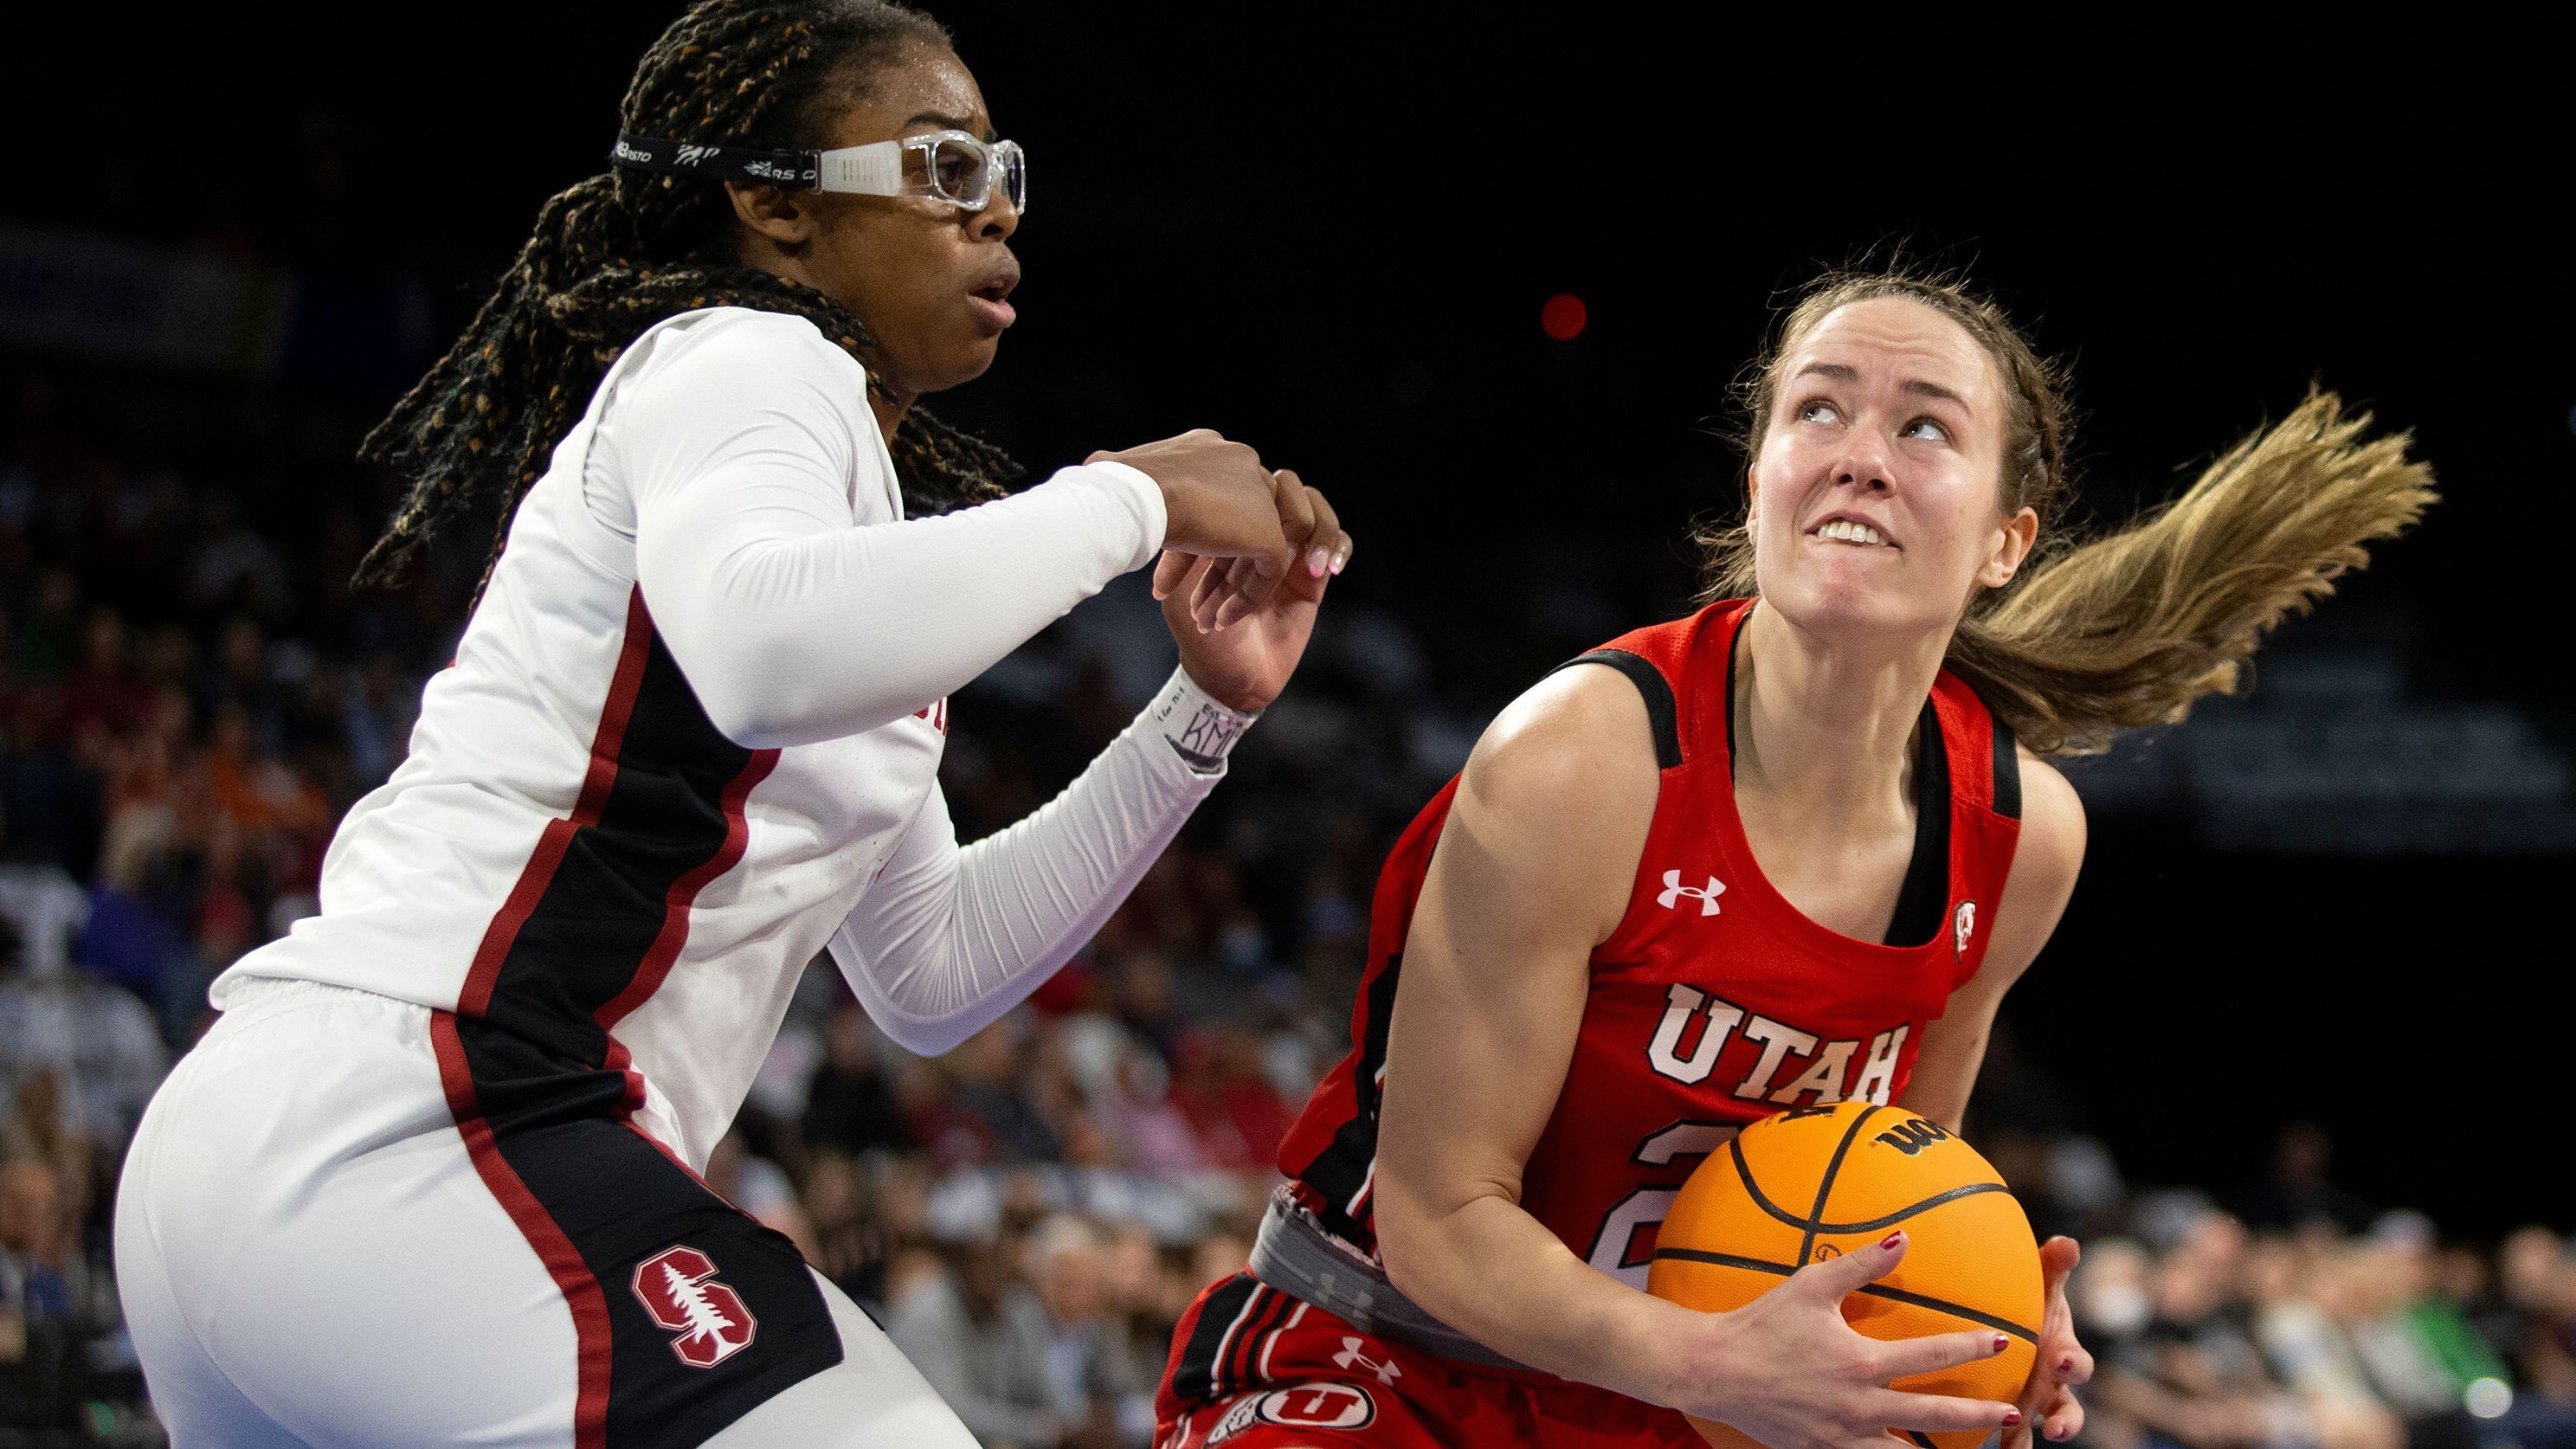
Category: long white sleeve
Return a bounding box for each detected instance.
[602,311,1166,749]
[829,668,1256,1055]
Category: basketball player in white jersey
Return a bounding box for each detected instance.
[113,3,1349,1444]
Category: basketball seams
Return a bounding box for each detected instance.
[1796,1105,1884,1265]
[1645,1248,2040,1343]
[1813,1180,2011,1234]
[1729,1135,2009,1235]
[1726,1136,1809,1236]
[1658,1098,2044,1449]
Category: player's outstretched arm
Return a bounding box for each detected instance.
[827,665,1252,1056]
[1372,666,2026,1449]
[826,467,1346,1056]
[621,319,1302,748]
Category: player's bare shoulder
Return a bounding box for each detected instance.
[2012,748,2087,890]
[1444,662,1663,946]
[1970,748,2088,995]
[1466,663,1658,811]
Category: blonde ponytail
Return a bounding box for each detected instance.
[1953,390,2434,756]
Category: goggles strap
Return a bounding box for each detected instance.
[609,133,820,190]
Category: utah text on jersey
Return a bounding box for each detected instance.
[1645,983,1909,1105]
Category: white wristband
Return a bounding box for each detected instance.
[1149,667,1259,775]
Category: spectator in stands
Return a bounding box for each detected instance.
[951,1016,1066,1165]
[183,491,288,623]
[889,1232,1066,1449]
[705,1130,820,1266]
[73,825,194,1039]
[2240,1122,2380,1236]
[803,1003,913,1161]
[802,1150,892,1311]
[0,810,87,973]
[0,913,164,1155]
[2251,1234,2406,1449]
[2498,1227,2576,1449]
[58,607,153,744]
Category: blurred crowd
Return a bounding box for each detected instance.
[3,365,2573,1449]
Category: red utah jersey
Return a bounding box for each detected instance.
[1276,598,2024,1289]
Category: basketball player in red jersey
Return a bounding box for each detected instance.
[1154,270,2433,1449]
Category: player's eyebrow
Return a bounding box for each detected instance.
[905,110,995,142]
[1792,361,1972,413]
[1901,377,1971,412]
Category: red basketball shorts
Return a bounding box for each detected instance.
[1154,1272,1702,1448]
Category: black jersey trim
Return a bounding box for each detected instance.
[1175,1274,1264,1403]
[1989,707,2022,821]
[1297,956,1403,1240]
[466,589,776,1072]
[1798,1105,1884,1266]
[1884,699,1952,948]
[1724,621,1742,776]
[1555,649,1683,770]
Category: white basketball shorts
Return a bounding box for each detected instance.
[113,977,976,1447]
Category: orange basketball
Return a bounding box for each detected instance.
[1645,1102,2040,1449]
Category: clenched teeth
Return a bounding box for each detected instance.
[1817,518,1890,547]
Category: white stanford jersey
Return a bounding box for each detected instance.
[214,306,1175,1168]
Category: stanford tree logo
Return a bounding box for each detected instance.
[631,1246,757,1368]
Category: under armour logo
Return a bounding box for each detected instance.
[632,1245,757,1368]
[1331,1336,1403,1387]
[1657,869,1725,916]
[1954,899,1976,958]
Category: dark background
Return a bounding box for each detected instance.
[10,8,2567,1233]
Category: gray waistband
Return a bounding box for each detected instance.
[1246,1190,1537,1374]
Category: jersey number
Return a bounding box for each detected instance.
[1582,1121,1737,1289]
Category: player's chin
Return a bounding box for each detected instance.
[1767,570,1948,640]
[920,330,1003,392]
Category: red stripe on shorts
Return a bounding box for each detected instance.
[432,1011,614,1449]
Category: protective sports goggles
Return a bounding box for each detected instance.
[609,129,1027,214]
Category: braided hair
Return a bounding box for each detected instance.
[355,0,1021,592]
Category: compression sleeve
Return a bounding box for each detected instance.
[829,667,1258,1056]
[609,312,1167,749]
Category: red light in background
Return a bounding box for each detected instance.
[1541,293,1587,341]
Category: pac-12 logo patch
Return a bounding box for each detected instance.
[1207,1382,1379,1442]
[632,1245,757,1368]
[1954,899,1977,958]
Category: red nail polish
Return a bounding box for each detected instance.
[1881,1232,1904,1250]
[1993,1335,2010,1354]
[2002,1411,2022,1428]
[2058,1355,2075,1374]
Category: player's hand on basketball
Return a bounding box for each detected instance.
[1692,1231,2024,1449]
[1156,468,1350,713]
[1089,430,1296,611]
[2005,1236,2091,1449]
